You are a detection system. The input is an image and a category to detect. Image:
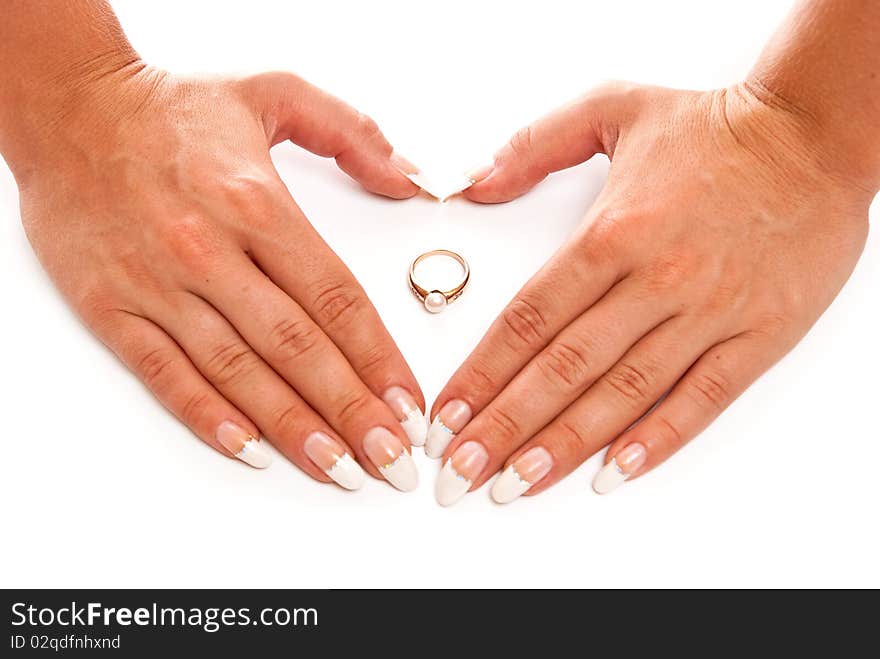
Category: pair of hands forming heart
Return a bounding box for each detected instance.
[5,48,875,505]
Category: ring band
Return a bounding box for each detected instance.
[409,249,470,313]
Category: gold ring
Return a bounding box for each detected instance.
[408,249,470,313]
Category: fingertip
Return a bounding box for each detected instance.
[350,163,420,199]
[387,176,422,200]
[462,161,548,203]
[382,152,422,199]
[462,174,523,204]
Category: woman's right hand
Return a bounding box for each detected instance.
[7,61,427,492]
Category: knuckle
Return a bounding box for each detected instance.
[507,125,535,161]
[460,360,498,399]
[751,312,792,339]
[311,279,366,329]
[538,340,592,389]
[266,318,320,363]
[596,80,648,106]
[203,341,261,387]
[355,342,392,379]
[354,111,382,143]
[557,419,590,455]
[575,208,631,266]
[334,390,373,426]
[604,361,654,405]
[220,173,283,230]
[160,215,221,271]
[269,70,306,92]
[180,390,212,430]
[590,79,631,97]
[655,415,684,448]
[640,251,698,296]
[685,369,732,411]
[484,406,522,441]
[501,296,548,350]
[136,348,178,390]
[700,278,747,317]
[273,403,302,437]
[76,288,117,324]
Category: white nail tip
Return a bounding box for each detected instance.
[491,465,533,504]
[400,410,428,447]
[326,454,366,491]
[592,459,628,494]
[435,460,473,507]
[235,439,272,469]
[406,172,475,201]
[379,451,419,492]
[425,417,455,459]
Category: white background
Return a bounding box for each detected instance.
[1,0,878,588]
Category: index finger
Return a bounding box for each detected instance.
[244,184,428,446]
[426,219,628,457]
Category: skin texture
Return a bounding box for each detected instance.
[434,0,880,499]
[0,2,426,486]
[2,1,879,501]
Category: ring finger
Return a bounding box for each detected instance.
[433,276,676,504]
[488,317,719,504]
[151,291,369,490]
[190,255,418,491]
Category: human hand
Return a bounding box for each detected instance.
[429,81,873,505]
[10,62,429,491]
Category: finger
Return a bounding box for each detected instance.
[488,318,714,503]
[427,216,630,458]
[192,254,418,491]
[592,330,786,494]
[434,276,675,505]
[242,184,427,446]
[150,293,367,490]
[464,82,639,203]
[91,308,272,469]
[241,71,419,199]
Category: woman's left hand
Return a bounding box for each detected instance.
[426,81,873,506]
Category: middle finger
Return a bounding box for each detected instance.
[433,276,677,505]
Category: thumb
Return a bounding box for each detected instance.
[239,71,419,199]
[464,81,641,204]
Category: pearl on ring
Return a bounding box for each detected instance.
[408,249,470,314]
[424,291,448,313]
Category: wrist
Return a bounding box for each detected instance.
[1,51,167,185]
[729,78,879,204]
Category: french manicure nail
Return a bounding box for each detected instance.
[303,432,365,490]
[216,421,272,469]
[406,171,474,201]
[592,443,647,494]
[465,162,494,184]
[363,427,418,492]
[425,399,473,459]
[491,447,553,504]
[383,386,428,447]
[435,441,489,507]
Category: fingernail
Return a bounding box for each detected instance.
[425,399,472,459]
[383,386,428,447]
[216,421,272,469]
[592,443,647,494]
[363,427,418,492]
[303,432,365,491]
[465,162,494,184]
[405,171,474,201]
[390,151,419,175]
[491,447,553,504]
[435,441,489,507]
